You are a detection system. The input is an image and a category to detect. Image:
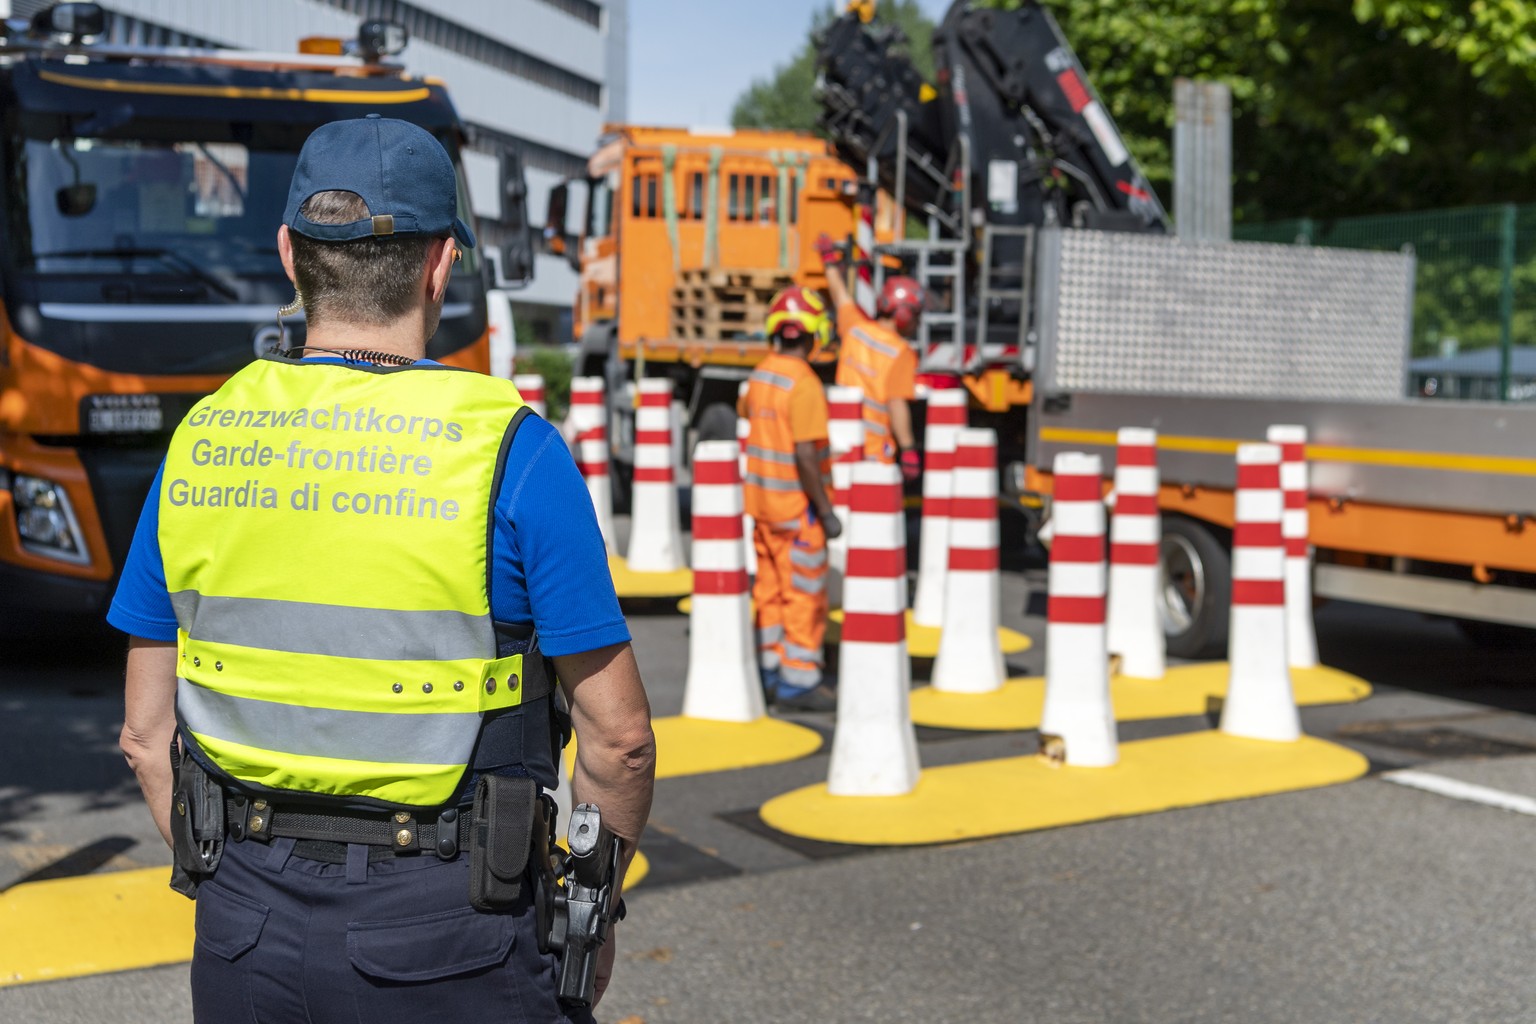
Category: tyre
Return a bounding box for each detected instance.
[694,402,738,444]
[1160,515,1231,659]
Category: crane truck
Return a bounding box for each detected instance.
[555,0,1536,653]
[0,3,535,636]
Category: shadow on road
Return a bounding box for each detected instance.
[0,633,143,837]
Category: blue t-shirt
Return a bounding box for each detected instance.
[107,361,629,659]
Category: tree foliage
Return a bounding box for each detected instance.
[735,0,1536,223]
[730,1,937,132]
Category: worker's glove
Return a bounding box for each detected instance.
[815,233,844,267]
[821,511,844,540]
[899,449,922,483]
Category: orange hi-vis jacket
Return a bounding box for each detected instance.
[834,302,918,463]
[741,353,831,527]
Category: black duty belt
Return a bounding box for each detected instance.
[226,795,472,863]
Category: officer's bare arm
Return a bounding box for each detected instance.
[889,397,916,452]
[794,441,836,520]
[121,637,179,848]
[556,640,656,883]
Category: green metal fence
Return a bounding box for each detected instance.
[1234,204,1536,400]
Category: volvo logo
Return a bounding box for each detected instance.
[252,323,291,358]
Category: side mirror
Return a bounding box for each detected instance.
[56,183,96,216]
[497,147,534,288]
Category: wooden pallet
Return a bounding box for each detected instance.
[668,267,792,341]
[677,268,790,290]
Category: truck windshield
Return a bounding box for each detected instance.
[18,134,481,277]
[21,137,293,277]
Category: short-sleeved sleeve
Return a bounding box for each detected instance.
[885,343,918,402]
[492,416,630,657]
[787,376,830,444]
[836,299,871,335]
[106,462,178,641]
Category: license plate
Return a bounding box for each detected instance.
[83,395,164,434]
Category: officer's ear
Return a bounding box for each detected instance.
[425,236,457,304]
[277,225,297,286]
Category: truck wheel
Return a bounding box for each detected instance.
[695,402,738,444]
[1161,515,1230,659]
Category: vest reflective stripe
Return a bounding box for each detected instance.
[835,320,910,462]
[750,368,796,391]
[179,677,497,767]
[170,591,491,662]
[742,353,830,524]
[160,357,531,808]
[851,326,902,358]
[745,472,803,492]
[745,445,796,465]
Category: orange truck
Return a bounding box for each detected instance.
[0,9,532,635]
[544,124,897,470]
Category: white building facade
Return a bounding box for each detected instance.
[21,0,626,342]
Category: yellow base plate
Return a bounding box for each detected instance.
[609,555,693,599]
[0,866,194,986]
[0,851,652,988]
[909,663,1372,732]
[569,715,823,781]
[826,609,1033,657]
[760,731,1368,847]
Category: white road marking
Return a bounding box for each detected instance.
[1382,769,1536,817]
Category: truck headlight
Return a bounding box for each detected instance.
[11,474,90,564]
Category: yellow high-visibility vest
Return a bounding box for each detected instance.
[160,356,538,808]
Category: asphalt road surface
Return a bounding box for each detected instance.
[4,527,1536,1023]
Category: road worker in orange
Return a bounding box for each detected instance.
[816,233,923,481]
[740,286,842,712]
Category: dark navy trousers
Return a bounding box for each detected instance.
[191,834,594,1024]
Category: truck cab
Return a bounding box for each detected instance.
[0,6,532,633]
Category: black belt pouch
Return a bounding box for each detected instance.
[469,774,537,910]
[169,739,225,899]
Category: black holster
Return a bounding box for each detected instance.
[468,774,538,910]
[168,739,225,900]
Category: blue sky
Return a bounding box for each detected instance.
[628,0,953,128]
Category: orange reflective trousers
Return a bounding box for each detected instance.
[753,511,828,690]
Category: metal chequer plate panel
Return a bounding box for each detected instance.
[1034,229,1415,402]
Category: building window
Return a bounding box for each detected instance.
[685,172,704,221]
[536,0,602,28]
[464,123,589,181]
[322,0,603,107]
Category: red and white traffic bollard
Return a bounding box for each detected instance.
[931,428,1006,693]
[627,378,686,573]
[828,461,921,796]
[1267,424,1318,670]
[682,441,764,722]
[912,388,969,628]
[826,384,866,577]
[512,373,546,420]
[1106,427,1165,680]
[568,376,616,554]
[1220,443,1300,742]
[1039,452,1117,766]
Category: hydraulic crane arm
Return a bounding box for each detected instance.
[815,1,1168,234]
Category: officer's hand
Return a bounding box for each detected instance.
[594,926,617,1007]
[822,511,843,540]
[815,232,843,266]
[900,449,922,483]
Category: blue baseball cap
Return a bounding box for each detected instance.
[284,114,476,248]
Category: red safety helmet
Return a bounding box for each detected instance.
[765,285,831,349]
[877,276,926,337]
